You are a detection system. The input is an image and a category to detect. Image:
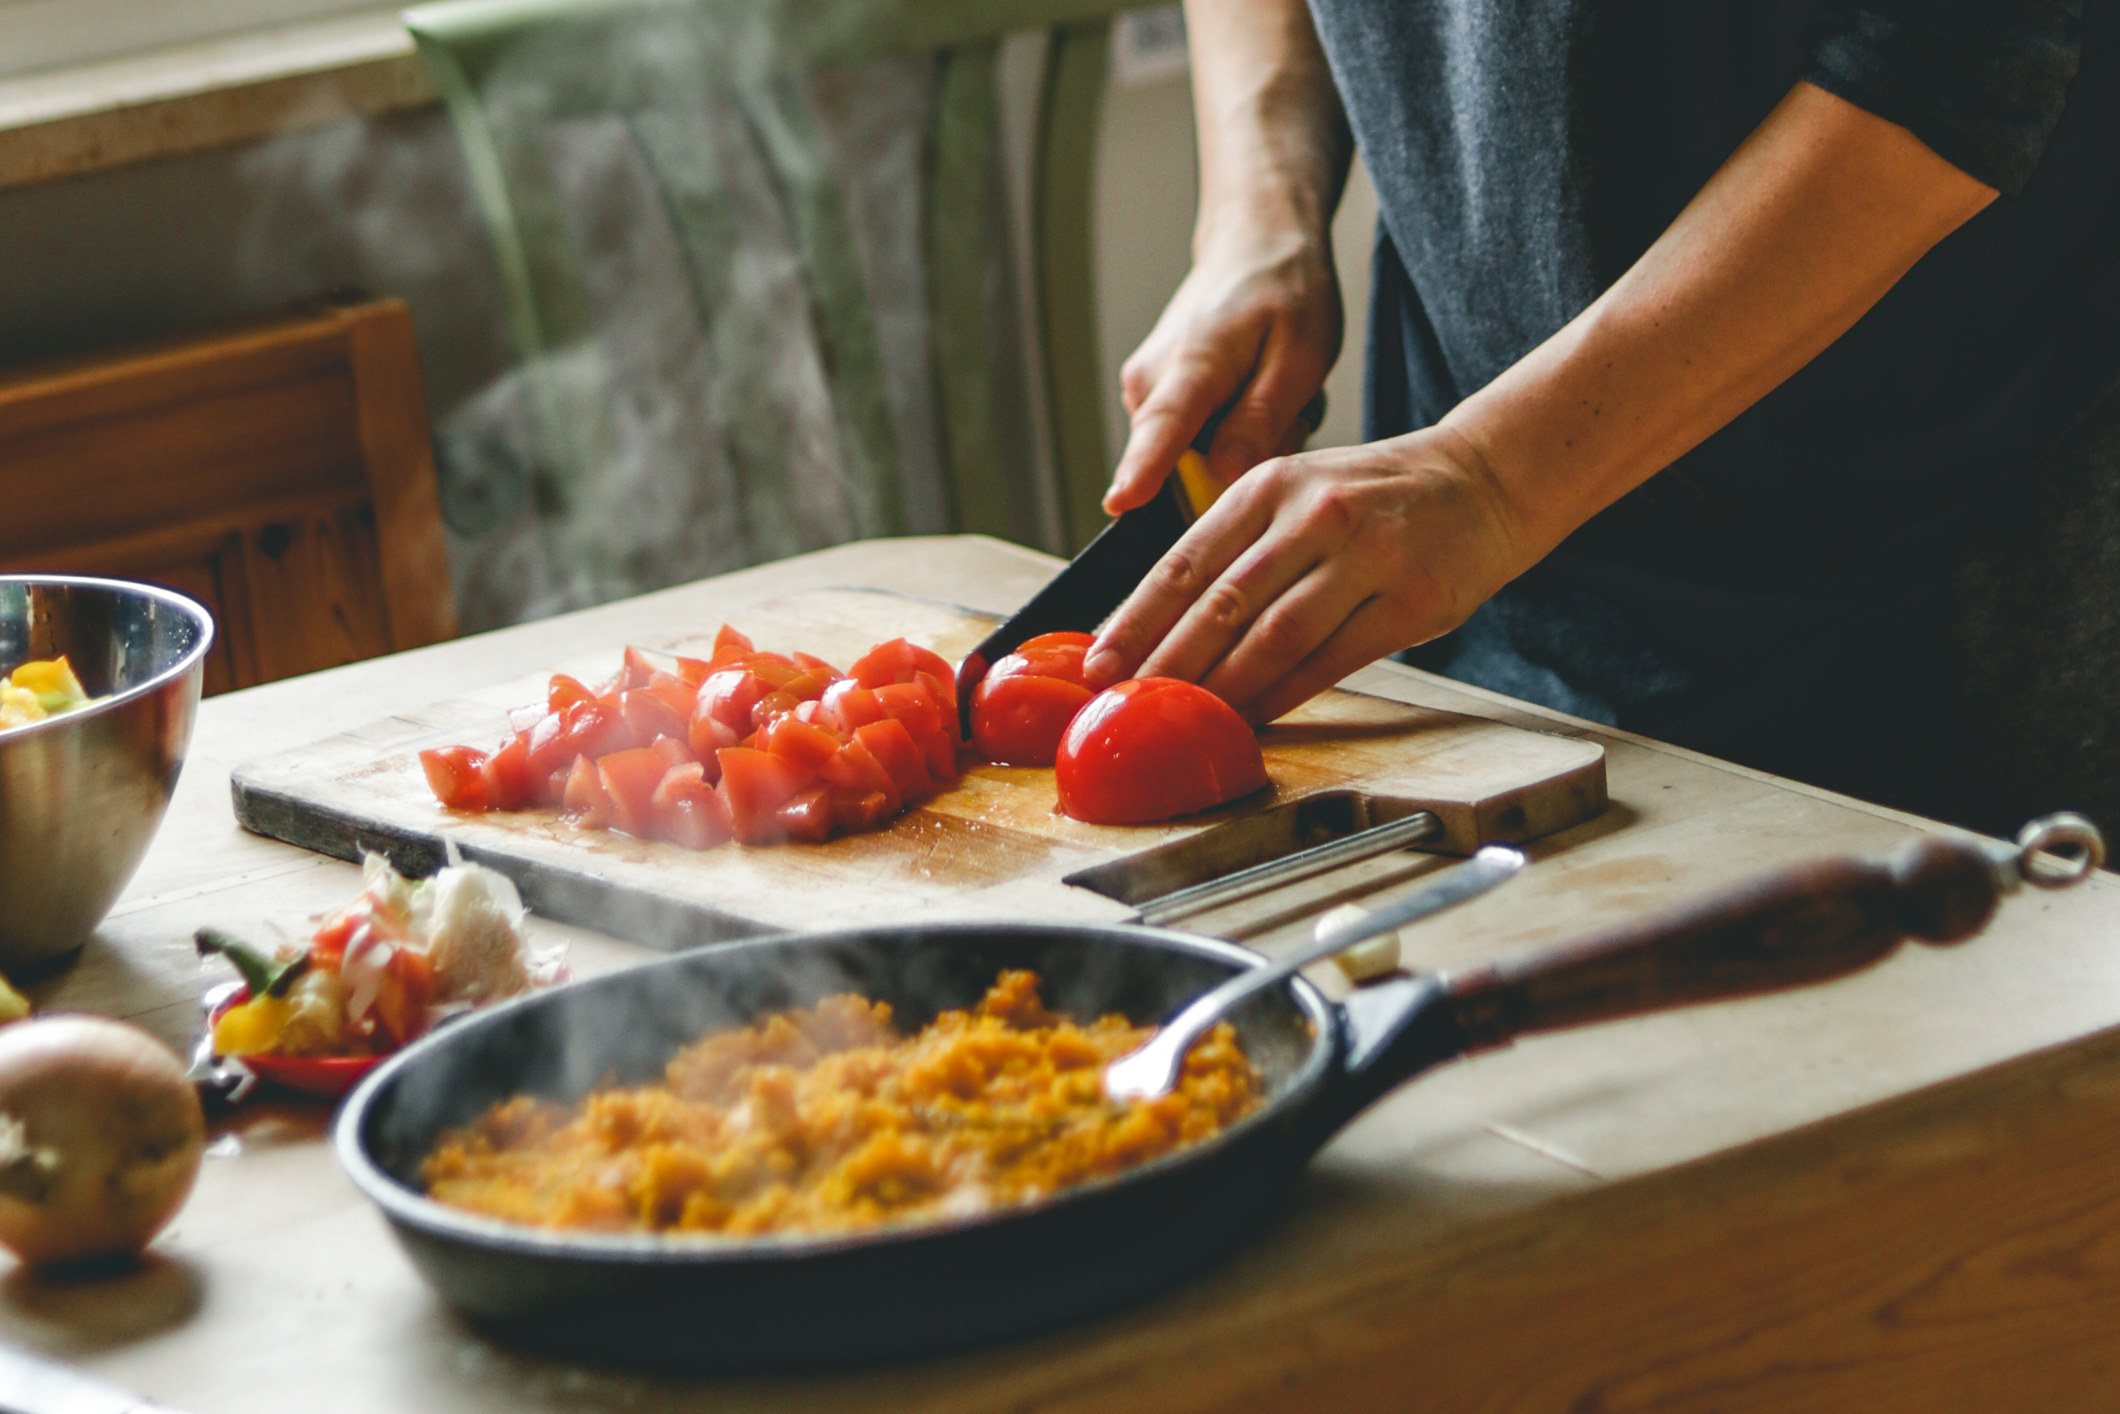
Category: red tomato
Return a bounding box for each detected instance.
[562,754,612,827]
[617,645,664,692]
[971,674,1094,767]
[774,785,834,844]
[923,727,960,788]
[674,655,712,686]
[556,701,628,770]
[616,689,688,750]
[873,679,947,747]
[760,715,843,773]
[819,738,901,815]
[640,671,699,719]
[818,679,886,736]
[850,639,953,692]
[718,747,815,844]
[1006,631,1094,684]
[598,747,673,838]
[712,624,755,661]
[830,788,897,833]
[792,651,842,677]
[479,734,535,810]
[688,707,740,765]
[699,669,770,735]
[1055,678,1269,824]
[854,718,932,801]
[652,762,733,850]
[420,746,489,811]
[651,736,695,770]
[549,673,598,713]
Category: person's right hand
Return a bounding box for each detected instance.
[1104,213,1343,517]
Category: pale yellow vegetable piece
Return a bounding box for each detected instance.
[0,683,45,729]
[9,656,85,704]
[1316,903,1403,983]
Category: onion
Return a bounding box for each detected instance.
[0,1016,204,1267]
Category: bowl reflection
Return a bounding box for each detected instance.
[0,576,214,974]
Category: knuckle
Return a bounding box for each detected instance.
[1152,549,1204,598]
[1200,580,1252,632]
[1248,606,1311,661]
[1307,484,1359,534]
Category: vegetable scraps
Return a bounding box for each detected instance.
[0,656,96,731]
[199,851,563,1062]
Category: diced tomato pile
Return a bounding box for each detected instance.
[418,627,962,848]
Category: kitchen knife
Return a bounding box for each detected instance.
[953,393,1324,736]
[0,1346,189,1414]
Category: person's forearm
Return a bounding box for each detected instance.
[1442,81,1998,563]
[1183,0,1354,249]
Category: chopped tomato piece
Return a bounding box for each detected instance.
[479,734,535,810]
[718,747,815,844]
[674,655,712,686]
[555,701,628,772]
[420,746,489,811]
[760,715,843,774]
[819,737,900,811]
[774,785,834,844]
[640,672,699,720]
[598,747,673,838]
[699,669,770,735]
[618,645,665,692]
[744,654,803,689]
[688,706,740,766]
[818,679,887,736]
[792,651,843,676]
[549,673,598,714]
[652,736,695,770]
[829,788,897,833]
[619,689,690,749]
[750,688,807,734]
[712,625,755,661]
[562,754,612,827]
[916,670,962,738]
[874,679,947,747]
[923,727,960,788]
[1055,678,1269,824]
[850,638,954,692]
[652,762,733,850]
[855,718,933,801]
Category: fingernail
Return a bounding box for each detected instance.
[1083,648,1120,685]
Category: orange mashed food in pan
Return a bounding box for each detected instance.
[422,970,1263,1237]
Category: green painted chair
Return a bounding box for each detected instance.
[404,0,1156,608]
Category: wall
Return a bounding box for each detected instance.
[0,43,1382,613]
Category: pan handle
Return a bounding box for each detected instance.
[1443,817,2102,1053]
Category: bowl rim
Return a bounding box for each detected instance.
[0,573,217,736]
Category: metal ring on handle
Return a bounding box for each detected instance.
[2014,812,2106,889]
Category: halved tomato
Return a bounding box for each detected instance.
[652,762,733,850]
[971,674,1094,767]
[598,747,673,838]
[1055,678,1269,824]
[420,746,489,811]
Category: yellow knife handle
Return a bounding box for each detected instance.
[1174,449,1225,520]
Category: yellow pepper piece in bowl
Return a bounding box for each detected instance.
[211,994,291,1057]
[10,656,89,714]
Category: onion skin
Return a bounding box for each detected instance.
[0,1016,204,1267]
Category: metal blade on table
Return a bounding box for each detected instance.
[0,1346,190,1414]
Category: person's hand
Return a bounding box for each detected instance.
[1083,426,1532,723]
[1105,216,1342,517]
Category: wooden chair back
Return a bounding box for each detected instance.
[0,300,457,695]
[404,0,1148,578]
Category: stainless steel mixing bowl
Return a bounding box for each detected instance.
[0,576,214,975]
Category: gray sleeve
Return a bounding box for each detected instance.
[1803,0,2085,193]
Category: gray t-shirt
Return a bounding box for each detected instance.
[1311,1,2117,783]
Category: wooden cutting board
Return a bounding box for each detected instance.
[231,588,1606,948]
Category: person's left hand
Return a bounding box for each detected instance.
[1081,424,1532,723]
